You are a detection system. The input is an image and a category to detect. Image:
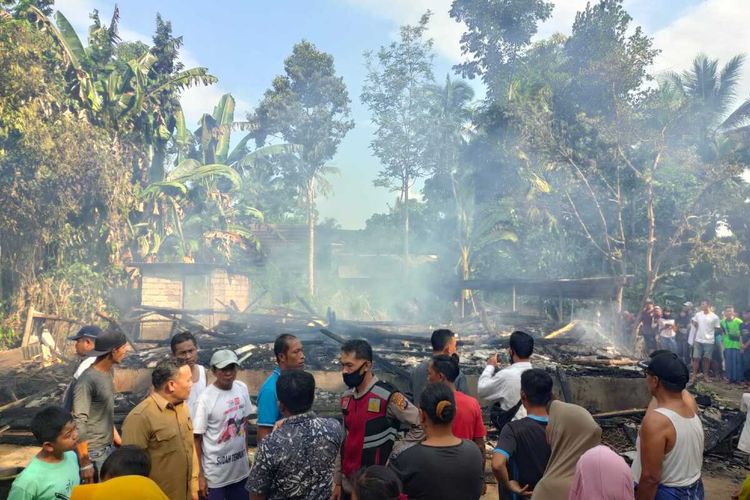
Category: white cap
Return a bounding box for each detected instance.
[210,349,239,369]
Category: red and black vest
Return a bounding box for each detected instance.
[341,380,400,477]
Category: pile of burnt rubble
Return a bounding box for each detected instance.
[0,307,747,471]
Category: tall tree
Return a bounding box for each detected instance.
[0,13,131,315]
[250,41,354,296]
[424,76,477,315]
[450,0,553,100]
[361,12,435,263]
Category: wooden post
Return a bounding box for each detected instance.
[512,286,517,313]
[21,305,36,348]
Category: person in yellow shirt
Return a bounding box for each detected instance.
[71,446,167,500]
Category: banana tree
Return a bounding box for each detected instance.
[137,93,297,263]
[27,6,216,183]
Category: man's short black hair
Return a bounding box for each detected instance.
[152,357,186,389]
[521,369,553,406]
[276,370,315,414]
[509,331,534,358]
[30,406,72,445]
[170,331,197,354]
[341,339,372,362]
[430,329,456,352]
[274,334,298,363]
[100,445,151,479]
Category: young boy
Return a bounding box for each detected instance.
[9,406,80,500]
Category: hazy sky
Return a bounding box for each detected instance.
[55,0,750,228]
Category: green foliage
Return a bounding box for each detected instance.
[450,0,553,99]
[251,40,354,294]
[362,13,436,259]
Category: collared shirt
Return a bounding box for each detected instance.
[257,367,282,427]
[122,392,194,500]
[477,361,532,420]
[246,411,343,500]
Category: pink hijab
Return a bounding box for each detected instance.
[568,445,635,500]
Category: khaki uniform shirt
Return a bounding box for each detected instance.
[122,392,194,500]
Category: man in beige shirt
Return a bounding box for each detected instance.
[122,357,196,500]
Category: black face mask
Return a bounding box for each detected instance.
[343,362,367,388]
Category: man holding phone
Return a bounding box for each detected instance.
[478,331,534,423]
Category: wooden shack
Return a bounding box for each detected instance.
[130,263,251,340]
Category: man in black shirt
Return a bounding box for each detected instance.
[492,369,553,500]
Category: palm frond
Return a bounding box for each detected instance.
[717,54,745,114]
[720,96,750,131]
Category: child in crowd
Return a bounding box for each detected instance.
[8,406,80,500]
[71,446,168,499]
[352,465,405,500]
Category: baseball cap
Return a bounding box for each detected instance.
[68,325,103,341]
[640,351,689,389]
[683,301,694,308]
[85,330,128,357]
[210,349,239,369]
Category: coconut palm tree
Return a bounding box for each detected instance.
[668,54,750,160]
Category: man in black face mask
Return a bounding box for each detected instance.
[332,339,421,500]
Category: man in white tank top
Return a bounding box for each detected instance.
[633,351,704,499]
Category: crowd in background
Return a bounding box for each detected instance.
[627,299,750,385]
[5,325,741,500]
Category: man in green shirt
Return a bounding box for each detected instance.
[721,306,743,383]
[9,406,80,500]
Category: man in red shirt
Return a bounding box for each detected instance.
[428,353,486,485]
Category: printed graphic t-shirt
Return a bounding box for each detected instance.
[193,381,256,488]
[8,451,80,500]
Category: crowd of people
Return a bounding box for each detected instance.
[629,299,750,385]
[4,325,738,500]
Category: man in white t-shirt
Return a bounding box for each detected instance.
[171,331,207,418]
[690,300,721,384]
[193,349,257,500]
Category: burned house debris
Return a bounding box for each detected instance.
[1,294,748,489]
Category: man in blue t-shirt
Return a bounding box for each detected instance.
[256,334,305,442]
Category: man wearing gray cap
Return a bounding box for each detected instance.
[193,349,256,500]
[72,330,129,483]
[62,325,101,412]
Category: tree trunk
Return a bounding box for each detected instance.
[306,178,316,297]
[403,179,410,262]
[643,156,659,305]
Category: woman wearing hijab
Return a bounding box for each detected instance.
[531,400,602,500]
[568,445,635,500]
[388,382,484,500]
